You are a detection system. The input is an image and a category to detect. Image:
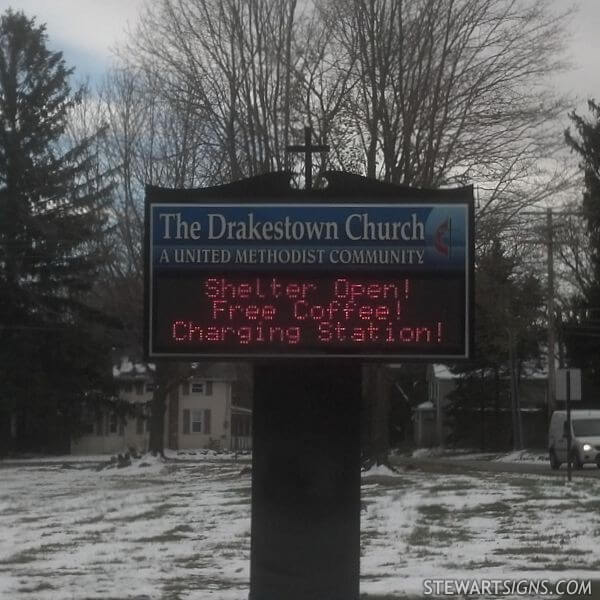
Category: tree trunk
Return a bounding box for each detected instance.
[508,329,523,450]
[362,364,389,465]
[148,361,172,456]
[493,366,500,446]
[148,393,167,456]
[366,135,377,179]
[480,372,485,452]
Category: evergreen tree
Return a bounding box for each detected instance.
[446,243,545,450]
[564,101,600,385]
[0,10,114,453]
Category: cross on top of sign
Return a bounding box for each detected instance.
[286,126,330,191]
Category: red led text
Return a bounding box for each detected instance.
[161,275,459,351]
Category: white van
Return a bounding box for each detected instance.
[548,410,600,469]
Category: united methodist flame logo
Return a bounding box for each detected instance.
[434,218,451,256]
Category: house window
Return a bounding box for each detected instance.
[183,409,190,434]
[204,409,211,434]
[205,381,213,396]
[119,417,125,436]
[109,413,118,434]
[122,382,132,393]
[192,410,203,433]
[135,381,144,395]
[146,383,155,392]
[192,383,204,394]
[181,382,190,396]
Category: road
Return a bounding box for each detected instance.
[2,454,600,479]
[390,455,600,478]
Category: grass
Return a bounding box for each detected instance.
[416,503,450,520]
[133,523,196,543]
[444,558,505,569]
[582,499,600,511]
[107,502,179,522]
[460,499,512,516]
[160,573,246,595]
[133,532,190,543]
[0,543,73,565]
[72,513,105,525]
[0,550,40,565]
[406,525,431,546]
[17,515,44,524]
[16,582,56,593]
[493,545,587,556]
[424,481,473,495]
[406,504,472,546]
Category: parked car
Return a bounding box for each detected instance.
[548,410,600,469]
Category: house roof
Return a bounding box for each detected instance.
[432,364,455,380]
[113,358,155,379]
[415,400,434,411]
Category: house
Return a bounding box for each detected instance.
[71,359,252,455]
[413,364,457,447]
[414,363,549,449]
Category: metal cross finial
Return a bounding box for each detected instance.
[286,126,330,190]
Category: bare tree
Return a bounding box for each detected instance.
[126,0,302,181]
[79,64,214,454]
[309,0,571,456]
[321,1,568,178]
[100,0,573,458]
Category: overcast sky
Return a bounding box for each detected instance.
[2,0,600,109]
[0,0,145,82]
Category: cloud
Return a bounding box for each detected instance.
[0,0,145,73]
[2,0,599,103]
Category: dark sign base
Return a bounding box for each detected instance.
[250,363,361,600]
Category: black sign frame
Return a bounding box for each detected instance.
[144,171,474,361]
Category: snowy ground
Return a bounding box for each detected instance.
[1,455,599,599]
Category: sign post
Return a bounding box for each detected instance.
[556,368,582,481]
[145,169,473,598]
[566,370,572,482]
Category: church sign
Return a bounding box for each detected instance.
[145,176,473,360]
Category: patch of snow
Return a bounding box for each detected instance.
[415,400,434,410]
[495,450,549,463]
[163,448,252,462]
[96,453,167,475]
[0,454,112,465]
[409,448,548,463]
[362,464,403,477]
[432,363,456,379]
[450,451,500,461]
[411,446,444,458]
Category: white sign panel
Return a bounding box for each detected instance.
[555,368,582,401]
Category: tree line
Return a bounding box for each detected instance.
[1,1,598,454]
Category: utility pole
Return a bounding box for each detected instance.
[546,208,556,416]
[521,208,586,421]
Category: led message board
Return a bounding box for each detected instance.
[145,190,473,359]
